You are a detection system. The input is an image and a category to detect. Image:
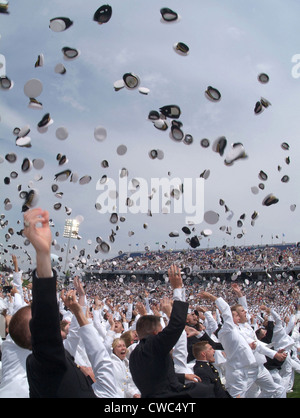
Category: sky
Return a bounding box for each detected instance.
[0,0,300,272]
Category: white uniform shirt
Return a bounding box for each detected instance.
[215,297,256,369]
[0,334,30,398]
[238,322,277,365]
[110,353,140,398]
[269,309,295,352]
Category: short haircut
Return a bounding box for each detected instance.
[60,319,70,332]
[136,315,161,339]
[9,305,32,350]
[255,328,265,340]
[121,330,134,347]
[230,304,243,313]
[192,341,209,359]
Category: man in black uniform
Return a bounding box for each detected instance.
[129,265,217,398]
[193,341,232,398]
[9,208,116,398]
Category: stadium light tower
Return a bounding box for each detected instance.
[63,218,79,273]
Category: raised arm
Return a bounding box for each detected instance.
[23,208,66,371]
[23,208,52,278]
[62,290,117,397]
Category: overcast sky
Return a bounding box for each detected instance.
[1,0,300,271]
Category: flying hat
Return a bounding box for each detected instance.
[149,149,158,159]
[138,86,149,95]
[4,198,12,210]
[15,125,32,147]
[116,144,127,155]
[0,1,9,13]
[110,213,118,224]
[251,186,259,195]
[94,125,107,141]
[62,47,80,60]
[169,231,179,237]
[49,17,73,32]
[9,171,18,179]
[258,170,268,181]
[173,42,189,56]
[170,122,184,141]
[101,160,109,168]
[37,113,53,129]
[12,127,21,135]
[123,73,140,89]
[200,169,210,180]
[205,86,221,102]
[55,63,67,74]
[156,149,164,160]
[153,119,168,131]
[79,175,92,185]
[204,210,219,225]
[22,189,39,212]
[258,73,269,84]
[113,79,125,91]
[281,175,289,183]
[50,253,60,267]
[28,98,43,110]
[56,154,67,165]
[0,75,13,90]
[200,138,210,148]
[254,101,264,115]
[237,219,243,228]
[201,229,212,237]
[160,105,181,119]
[54,169,72,181]
[260,97,271,108]
[21,158,32,173]
[34,54,44,68]
[17,125,30,138]
[262,193,279,206]
[24,78,43,98]
[224,143,247,165]
[190,236,200,248]
[16,136,31,147]
[120,168,128,178]
[160,8,180,23]
[56,127,68,140]
[183,134,193,145]
[148,110,160,120]
[93,5,112,24]
[212,136,227,156]
[254,97,271,115]
[281,142,289,151]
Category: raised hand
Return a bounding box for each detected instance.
[167,264,183,289]
[23,208,52,278]
[23,208,52,255]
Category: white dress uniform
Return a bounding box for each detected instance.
[269,309,300,392]
[110,353,140,398]
[237,297,286,398]
[0,334,30,398]
[0,270,31,398]
[215,297,258,398]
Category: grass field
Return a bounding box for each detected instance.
[287,373,300,398]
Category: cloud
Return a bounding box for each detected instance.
[60,95,87,112]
